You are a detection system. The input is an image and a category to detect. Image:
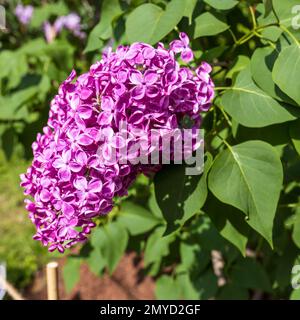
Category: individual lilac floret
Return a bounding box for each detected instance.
[15,4,34,25]
[20,33,214,252]
[170,32,194,63]
[43,21,57,44]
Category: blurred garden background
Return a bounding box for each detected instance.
[1,0,300,300]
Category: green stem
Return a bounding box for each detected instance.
[279,24,300,48]
[217,105,232,127]
[280,203,300,208]
[214,86,231,91]
[228,28,237,44]
[216,134,231,150]
[234,23,279,48]
[253,31,276,49]
[249,6,257,29]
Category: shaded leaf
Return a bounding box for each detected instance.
[155,275,181,299]
[251,47,296,105]
[264,0,273,18]
[273,44,300,106]
[204,0,238,10]
[154,153,213,234]
[208,140,283,245]
[118,201,161,235]
[226,55,250,80]
[290,119,300,156]
[221,67,298,128]
[91,222,128,274]
[194,12,229,38]
[231,257,272,292]
[84,0,122,53]
[144,226,175,266]
[126,0,185,44]
[63,257,81,293]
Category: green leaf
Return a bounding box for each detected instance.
[273,243,299,288]
[251,47,296,105]
[194,12,229,38]
[31,2,68,28]
[179,242,210,273]
[0,86,38,120]
[176,273,199,299]
[189,215,229,252]
[183,0,198,25]
[154,153,213,234]
[273,44,300,106]
[226,55,250,80]
[91,222,128,274]
[193,269,219,299]
[144,226,175,266]
[292,210,300,248]
[272,0,300,33]
[63,257,81,293]
[290,288,300,300]
[201,45,229,62]
[155,275,181,299]
[261,26,282,43]
[155,275,180,300]
[0,51,27,90]
[217,284,249,300]
[235,125,288,158]
[19,39,47,55]
[118,201,161,235]
[221,67,298,128]
[1,127,16,160]
[148,194,164,220]
[102,222,128,274]
[290,119,300,156]
[86,249,106,276]
[236,123,290,150]
[263,0,273,18]
[230,257,272,292]
[126,0,186,44]
[205,194,251,256]
[258,0,300,39]
[211,213,248,256]
[208,140,283,246]
[204,0,238,10]
[84,0,122,53]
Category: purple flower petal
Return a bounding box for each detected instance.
[78,134,94,145]
[179,32,190,46]
[131,85,146,100]
[181,48,194,63]
[74,176,87,191]
[58,167,71,181]
[130,71,143,85]
[88,180,102,193]
[144,70,158,85]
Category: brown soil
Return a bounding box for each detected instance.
[25,252,155,300]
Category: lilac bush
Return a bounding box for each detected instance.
[20,34,214,252]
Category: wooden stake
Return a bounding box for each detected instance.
[46,261,59,300]
[4,280,25,300]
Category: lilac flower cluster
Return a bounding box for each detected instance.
[20,33,214,252]
[15,4,34,25]
[44,13,85,43]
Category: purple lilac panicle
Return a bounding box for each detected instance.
[20,33,214,252]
